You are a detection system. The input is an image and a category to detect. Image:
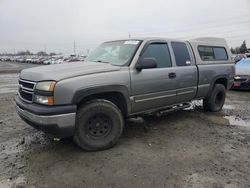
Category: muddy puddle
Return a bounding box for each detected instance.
[0,131,53,188]
[0,138,26,188]
[0,176,26,188]
[0,74,18,94]
[224,115,250,127]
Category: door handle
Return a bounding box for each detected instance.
[168,72,176,79]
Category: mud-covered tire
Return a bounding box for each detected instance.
[74,99,124,151]
[203,84,226,112]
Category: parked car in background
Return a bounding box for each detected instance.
[232,58,250,90]
[245,49,250,57]
[234,54,247,63]
[0,56,11,61]
[0,54,85,64]
[15,56,25,63]
[43,57,53,65]
[25,57,33,63]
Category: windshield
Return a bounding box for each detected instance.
[85,40,141,66]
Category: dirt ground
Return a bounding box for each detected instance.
[0,62,249,188]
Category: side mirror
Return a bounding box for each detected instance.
[136,58,157,71]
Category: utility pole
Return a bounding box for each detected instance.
[129,32,131,38]
[73,40,76,55]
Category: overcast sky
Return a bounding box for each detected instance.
[0,0,250,54]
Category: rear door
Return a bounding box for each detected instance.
[170,41,198,102]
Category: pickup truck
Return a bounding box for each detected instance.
[15,37,235,151]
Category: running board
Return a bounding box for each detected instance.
[154,103,191,117]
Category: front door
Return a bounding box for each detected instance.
[130,42,178,113]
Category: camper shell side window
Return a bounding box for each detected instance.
[198,46,228,61]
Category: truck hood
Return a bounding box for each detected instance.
[20,62,121,82]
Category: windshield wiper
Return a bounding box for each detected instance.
[92,60,110,64]
[91,60,118,66]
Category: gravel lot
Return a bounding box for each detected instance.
[0,62,249,188]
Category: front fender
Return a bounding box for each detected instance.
[71,85,131,113]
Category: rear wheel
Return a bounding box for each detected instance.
[74,99,124,151]
[203,84,226,112]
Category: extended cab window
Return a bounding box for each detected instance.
[171,42,191,66]
[141,43,172,68]
[198,46,228,61]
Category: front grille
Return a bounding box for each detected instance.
[18,79,36,103]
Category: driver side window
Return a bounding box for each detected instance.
[141,43,172,68]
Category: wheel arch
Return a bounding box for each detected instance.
[72,85,131,116]
[207,75,228,97]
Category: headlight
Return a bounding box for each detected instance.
[35,81,56,91]
[34,81,56,105]
[34,95,54,105]
[234,75,249,80]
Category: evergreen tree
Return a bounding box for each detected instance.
[239,40,247,53]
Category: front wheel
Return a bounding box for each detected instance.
[74,99,124,151]
[203,84,226,112]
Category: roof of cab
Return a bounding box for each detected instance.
[109,37,228,46]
